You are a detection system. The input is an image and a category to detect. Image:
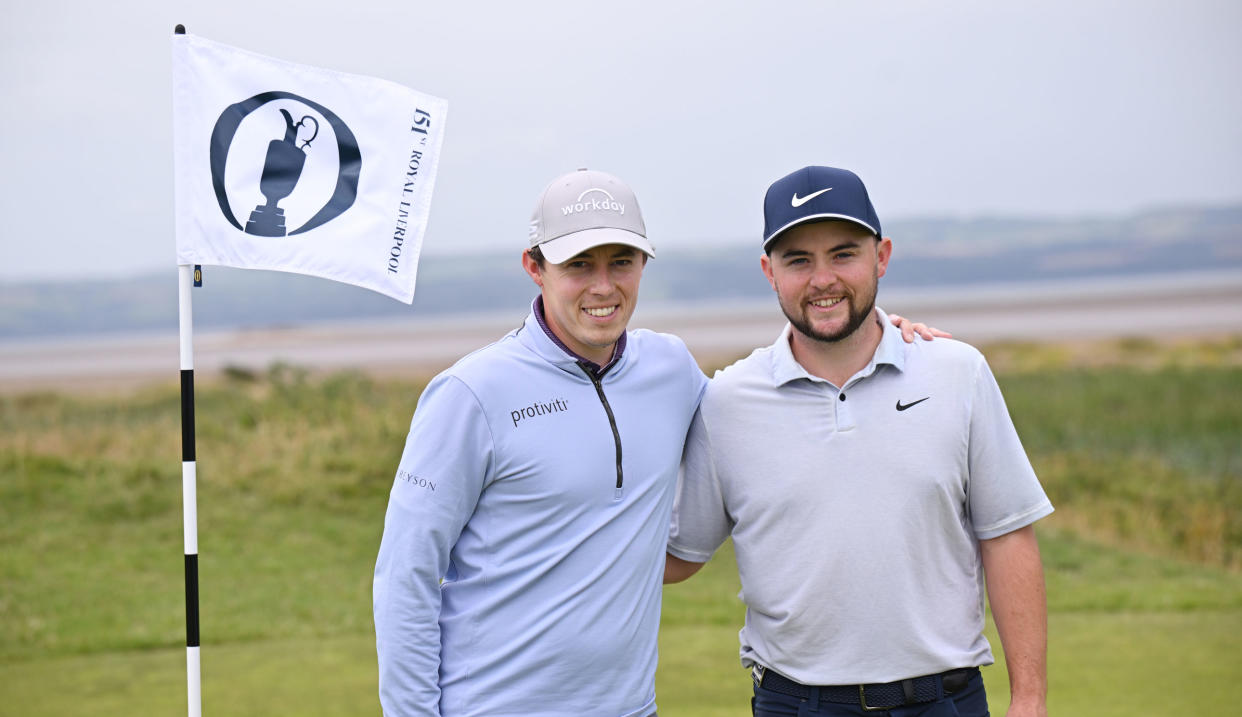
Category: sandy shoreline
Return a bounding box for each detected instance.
[2,272,1240,393]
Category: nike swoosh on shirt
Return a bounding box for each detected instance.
[895,397,930,411]
[791,188,832,207]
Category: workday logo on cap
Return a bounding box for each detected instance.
[561,188,626,217]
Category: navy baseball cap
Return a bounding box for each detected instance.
[762,166,881,251]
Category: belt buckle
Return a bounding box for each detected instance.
[859,685,895,712]
[751,665,766,687]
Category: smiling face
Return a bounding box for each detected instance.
[761,220,892,345]
[522,243,646,365]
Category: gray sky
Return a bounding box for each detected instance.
[2,0,1239,282]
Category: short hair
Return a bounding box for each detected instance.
[527,245,546,269]
[527,243,648,267]
[764,219,879,256]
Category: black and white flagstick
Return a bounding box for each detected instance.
[174,27,202,717]
[178,260,202,717]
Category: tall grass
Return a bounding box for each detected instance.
[1004,364,1242,569]
[0,367,418,660]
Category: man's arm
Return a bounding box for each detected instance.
[980,525,1048,717]
[667,408,732,584]
[664,553,706,584]
[374,375,491,716]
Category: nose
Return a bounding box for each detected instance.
[588,264,615,294]
[808,260,838,290]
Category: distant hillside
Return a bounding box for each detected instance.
[2,205,1239,339]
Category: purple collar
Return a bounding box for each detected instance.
[533,296,626,377]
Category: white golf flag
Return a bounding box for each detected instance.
[172,33,446,303]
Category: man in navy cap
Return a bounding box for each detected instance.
[665,166,1053,717]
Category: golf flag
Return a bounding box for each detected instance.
[172,32,446,303]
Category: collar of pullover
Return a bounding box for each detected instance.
[530,295,626,379]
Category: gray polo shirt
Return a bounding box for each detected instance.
[668,308,1053,685]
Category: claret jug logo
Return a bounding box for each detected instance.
[209,91,362,237]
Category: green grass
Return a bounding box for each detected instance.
[0,369,413,661]
[1004,365,1242,569]
[3,539,1240,716]
[2,339,1240,715]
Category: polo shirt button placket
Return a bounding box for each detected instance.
[835,388,856,431]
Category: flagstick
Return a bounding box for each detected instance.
[178,262,202,717]
[173,26,201,716]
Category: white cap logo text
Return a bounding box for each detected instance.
[562,188,625,217]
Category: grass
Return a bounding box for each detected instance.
[1005,364,1242,569]
[3,538,1240,716]
[1,367,411,661]
[2,336,1241,715]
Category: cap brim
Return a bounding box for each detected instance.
[538,228,655,264]
[762,214,879,251]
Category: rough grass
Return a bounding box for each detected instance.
[1001,363,1242,570]
[0,367,417,661]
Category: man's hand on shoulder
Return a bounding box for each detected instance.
[888,313,952,343]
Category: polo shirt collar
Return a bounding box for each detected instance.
[769,306,907,387]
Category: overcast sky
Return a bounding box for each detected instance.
[1,0,1239,282]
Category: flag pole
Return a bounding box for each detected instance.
[178,260,202,717]
[176,25,199,715]
[174,25,201,714]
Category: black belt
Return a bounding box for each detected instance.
[754,666,979,711]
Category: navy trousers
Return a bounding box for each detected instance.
[751,670,990,717]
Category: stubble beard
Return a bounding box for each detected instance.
[780,281,878,344]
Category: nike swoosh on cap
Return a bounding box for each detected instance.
[791,188,832,207]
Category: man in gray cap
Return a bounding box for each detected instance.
[373,168,937,716]
[373,168,705,716]
[665,166,1052,717]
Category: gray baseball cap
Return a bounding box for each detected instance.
[528,169,654,264]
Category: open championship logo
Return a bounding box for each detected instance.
[209,91,361,237]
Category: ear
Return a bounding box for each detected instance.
[875,237,893,279]
[760,253,777,291]
[521,249,544,288]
